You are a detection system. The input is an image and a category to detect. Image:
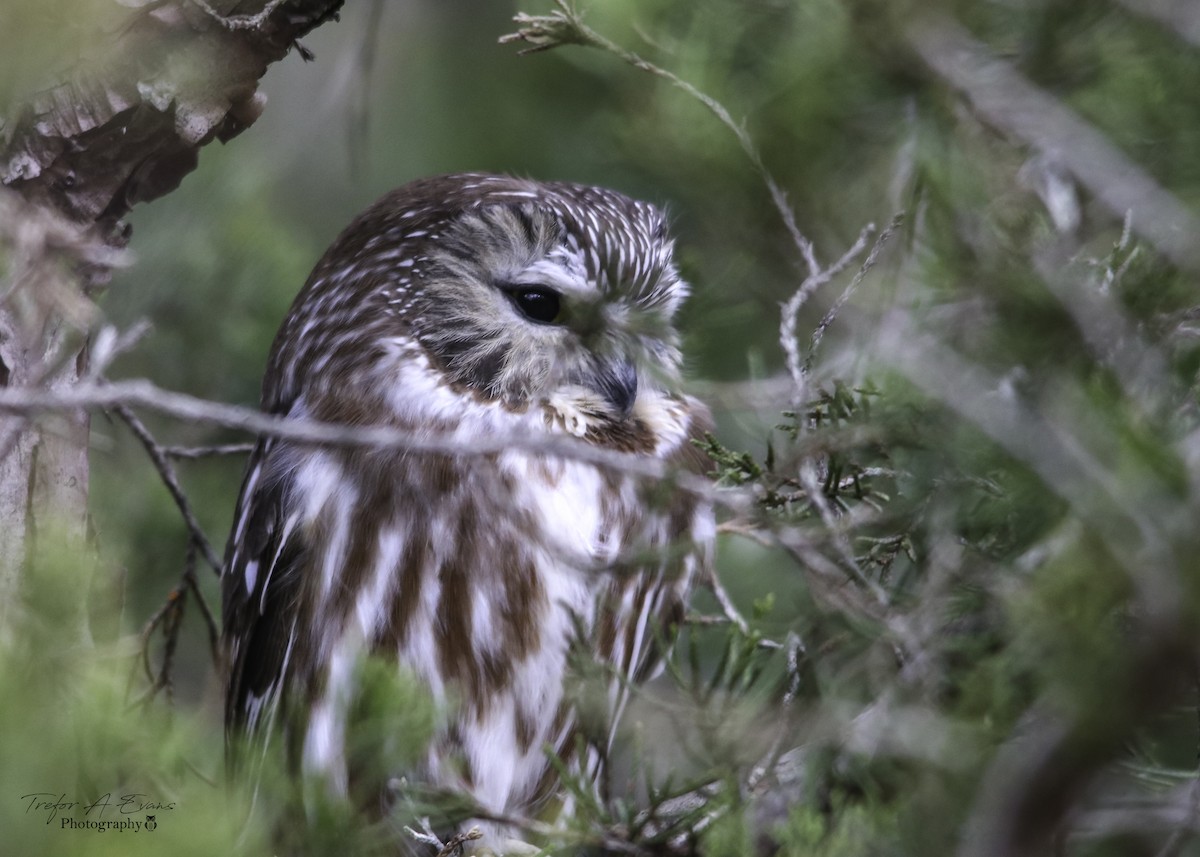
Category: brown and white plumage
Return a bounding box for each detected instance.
[221,173,714,848]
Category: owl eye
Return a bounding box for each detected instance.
[509,286,562,324]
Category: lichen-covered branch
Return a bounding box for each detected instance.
[1,0,346,233]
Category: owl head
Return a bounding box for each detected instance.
[268,173,690,434]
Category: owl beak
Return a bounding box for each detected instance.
[595,358,638,418]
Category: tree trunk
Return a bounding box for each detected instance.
[0,0,346,637]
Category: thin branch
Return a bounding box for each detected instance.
[135,562,189,707]
[805,212,905,373]
[502,0,821,278]
[747,632,804,792]
[162,442,255,459]
[184,553,220,664]
[780,225,875,408]
[403,817,445,853]
[110,403,222,573]
[133,541,220,704]
[905,13,1200,272]
[683,612,733,627]
[0,378,741,509]
[435,827,483,857]
[697,568,783,652]
[185,0,290,32]
[701,567,749,637]
[139,586,183,687]
[795,459,889,605]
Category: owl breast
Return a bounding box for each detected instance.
[222,175,716,855]
[283,342,708,824]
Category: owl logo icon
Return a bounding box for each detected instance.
[144,816,156,831]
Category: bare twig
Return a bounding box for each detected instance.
[746,632,804,792]
[403,821,484,857]
[435,826,483,857]
[0,378,740,509]
[136,554,190,706]
[133,540,219,704]
[110,403,222,573]
[403,818,445,852]
[185,0,290,31]
[139,585,183,687]
[85,322,152,382]
[184,553,220,665]
[683,612,733,628]
[805,212,905,373]
[502,0,820,277]
[162,443,255,459]
[701,568,749,637]
[1113,0,1200,49]
[697,567,783,653]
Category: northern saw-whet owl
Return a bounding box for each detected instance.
[221,173,714,851]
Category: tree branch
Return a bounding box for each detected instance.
[0,377,737,507]
[110,402,222,573]
[2,0,346,230]
[904,13,1200,272]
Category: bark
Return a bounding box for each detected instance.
[0,0,345,635]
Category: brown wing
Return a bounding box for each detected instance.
[221,436,309,770]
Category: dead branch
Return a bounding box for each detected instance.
[780,225,875,408]
[804,213,905,374]
[2,0,346,231]
[111,402,222,573]
[133,539,219,705]
[0,378,742,508]
[904,13,1200,273]
[135,544,192,707]
[163,442,255,459]
[503,0,821,280]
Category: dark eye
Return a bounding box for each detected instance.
[510,287,562,324]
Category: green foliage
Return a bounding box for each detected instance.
[778,801,901,857]
[1,540,266,857]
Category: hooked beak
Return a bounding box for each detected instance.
[593,358,638,418]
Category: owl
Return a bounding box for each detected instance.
[220,173,714,851]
